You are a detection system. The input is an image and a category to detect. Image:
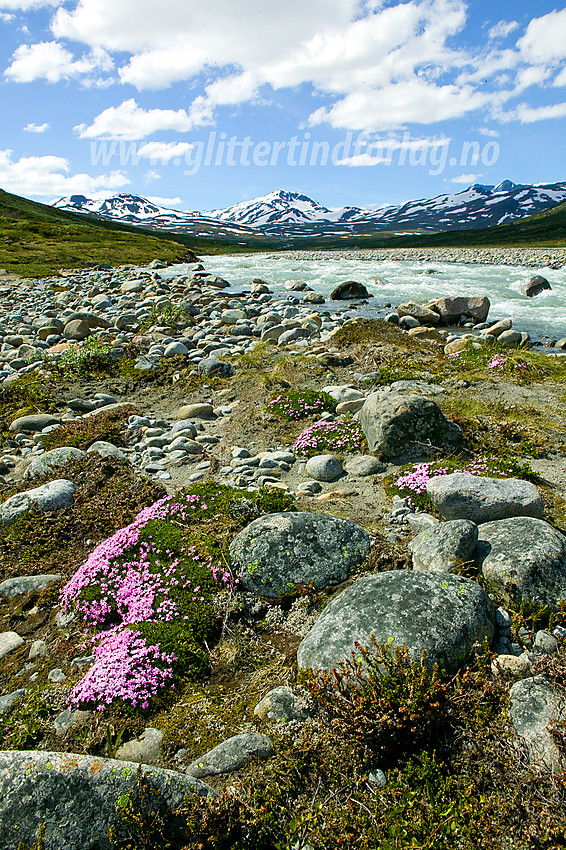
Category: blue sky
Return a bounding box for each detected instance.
[1,0,566,212]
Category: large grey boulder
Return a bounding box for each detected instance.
[428,295,490,325]
[397,302,440,324]
[0,479,76,526]
[0,574,62,598]
[24,447,85,479]
[359,393,461,457]
[426,474,544,524]
[0,750,214,850]
[508,676,565,772]
[305,454,343,482]
[230,512,370,598]
[297,570,495,674]
[9,413,59,433]
[476,516,566,611]
[409,520,478,573]
[186,733,273,779]
[526,275,551,298]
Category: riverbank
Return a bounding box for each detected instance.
[280,246,566,267]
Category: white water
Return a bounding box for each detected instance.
[162,253,566,342]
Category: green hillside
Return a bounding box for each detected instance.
[0,188,201,277]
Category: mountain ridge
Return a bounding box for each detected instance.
[54,181,566,238]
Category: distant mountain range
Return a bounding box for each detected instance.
[54,181,566,238]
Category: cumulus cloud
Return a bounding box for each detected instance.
[145,196,182,207]
[517,8,566,63]
[513,102,566,123]
[0,149,129,198]
[136,141,194,164]
[74,99,209,140]
[5,42,112,83]
[23,121,49,133]
[309,80,486,131]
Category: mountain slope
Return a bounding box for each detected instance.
[0,188,198,277]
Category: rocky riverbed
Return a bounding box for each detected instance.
[0,255,565,849]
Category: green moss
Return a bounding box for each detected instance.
[41,406,138,451]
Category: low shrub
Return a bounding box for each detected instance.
[267,389,337,420]
[293,417,366,457]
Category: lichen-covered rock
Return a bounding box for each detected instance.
[508,676,566,772]
[476,516,566,611]
[0,574,63,598]
[426,474,544,524]
[0,479,76,526]
[297,570,495,674]
[409,519,478,573]
[24,447,85,479]
[253,686,308,723]
[186,733,273,779]
[230,512,370,598]
[359,392,461,457]
[0,750,214,850]
[115,728,163,765]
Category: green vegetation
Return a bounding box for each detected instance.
[50,336,119,379]
[137,303,193,333]
[267,388,337,420]
[41,405,137,451]
[0,188,196,277]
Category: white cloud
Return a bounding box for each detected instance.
[488,21,519,40]
[514,65,552,93]
[517,8,566,63]
[74,99,209,140]
[554,67,566,87]
[0,149,129,198]
[448,173,483,183]
[5,42,112,83]
[1,11,15,20]
[477,127,500,137]
[309,80,486,131]
[136,141,194,164]
[23,121,49,133]
[145,196,182,207]
[513,102,566,123]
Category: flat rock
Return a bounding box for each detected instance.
[9,413,60,433]
[230,512,370,598]
[86,441,127,460]
[197,357,234,377]
[0,690,27,715]
[476,516,566,611]
[0,750,214,850]
[508,676,565,772]
[297,570,495,674]
[359,392,461,458]
[409,520,478,573]
[178,403,215,419]
[344,456,387,476]
[186,733,273,779]
[24,447,85,479]
[426,474,544,524]
[0,574,63,598]
[0,632,24,661]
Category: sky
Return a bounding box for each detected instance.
[1,0,566,213]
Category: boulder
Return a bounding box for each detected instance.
[344,456,387,477]
[426,474,544,524]
[87,441,127,460]
[230,512,370,598]
[359,393,461,458]
[0,574,63,598]
[526,275,551,298]
[476,516,566,611]
[186,733,273,778]
[115,728,163,765]
[508,676,565,772]
[409,519,478,573]
[9,413,59,433]
[0,750,214,850]
[0,480,76,526]
[24,447,85,479]
[485,318,512,338]
[297,570,495,674]
[397,302,440,324]
[330,281,369,300]
[253,687,308,723]
[197,357,235,377]
[305,454,343,482]
[429,296,490,326]
[0,631,24,661]
[178,403,214,419]
[63,319,90,341]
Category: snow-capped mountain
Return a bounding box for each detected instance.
[54,181,566,239]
